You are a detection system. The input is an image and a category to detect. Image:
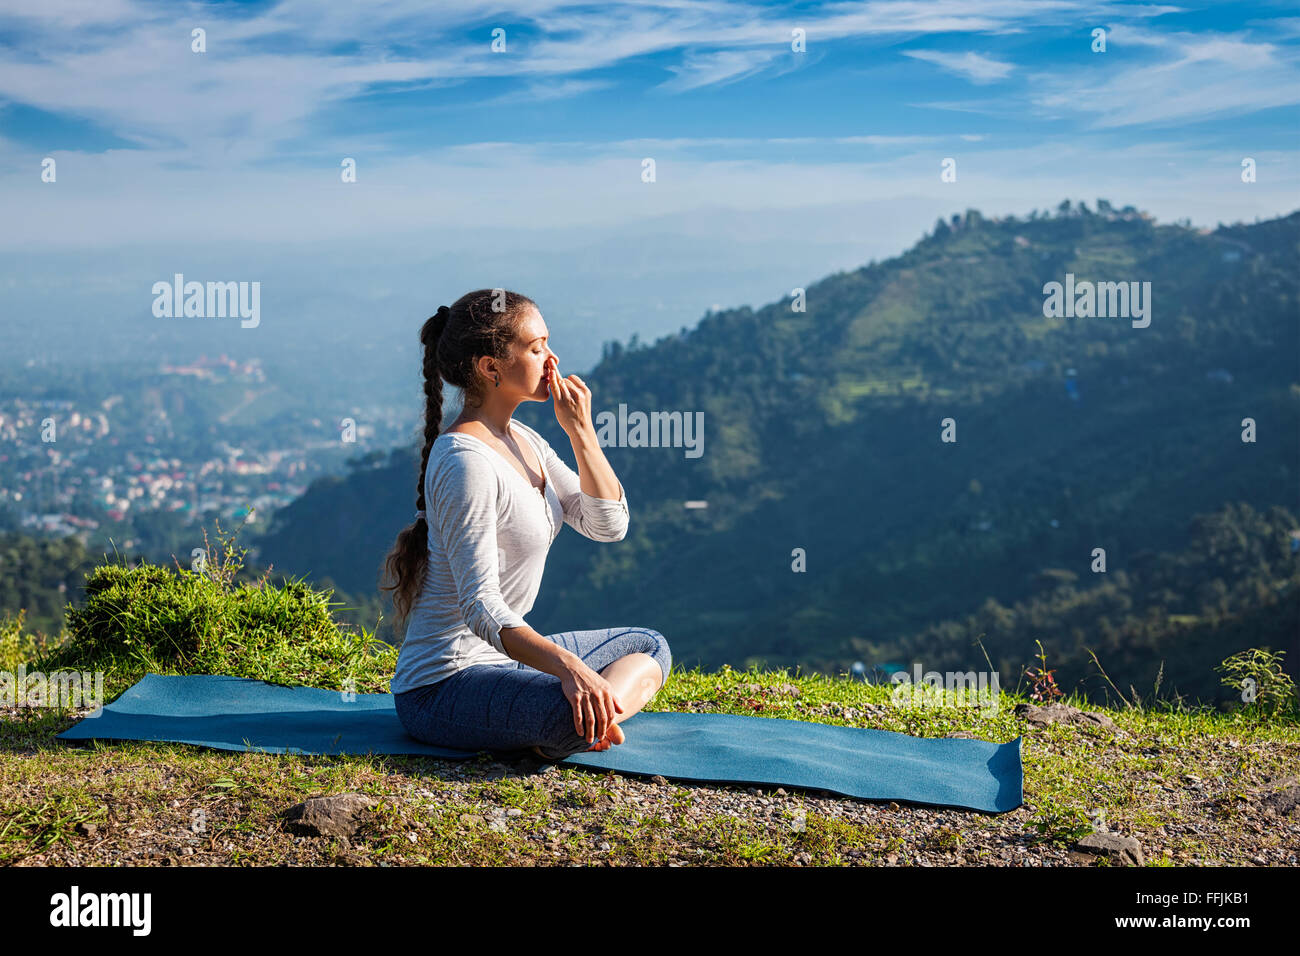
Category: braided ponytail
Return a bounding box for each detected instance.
[379,291,536,634]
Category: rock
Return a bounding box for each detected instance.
[776,683,802,696]
[282,793,375,839]
[1074,832,1145,866]
[1260,783,1300,817]
[74,822,98,837]
[649,775,668,786]
[506,807,523,817]
[944,731,979,739]
[1015,702,1116,732]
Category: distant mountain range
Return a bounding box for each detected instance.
[253,204,1300,704]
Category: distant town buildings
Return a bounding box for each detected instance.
[159,353,266,382]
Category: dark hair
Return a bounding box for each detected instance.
[379,289,538,632]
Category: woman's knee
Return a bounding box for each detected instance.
[635,628,671,686]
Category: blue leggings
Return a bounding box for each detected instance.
[393,627,672,759]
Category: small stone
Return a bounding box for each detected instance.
[1015,702,1116,732]
[282,793,375,839]
[1260,783,1300,817]
[506,807,522,817]
[1074,832,1145,866]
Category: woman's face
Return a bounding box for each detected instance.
[508,305,557,401]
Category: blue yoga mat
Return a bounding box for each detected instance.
[57,673,1023,813]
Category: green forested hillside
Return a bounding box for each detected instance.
[253,204,1300,705]
[0,535,98,638]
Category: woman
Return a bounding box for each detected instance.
[382,288,672,760]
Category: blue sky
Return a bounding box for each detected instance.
[1,0,1297,373]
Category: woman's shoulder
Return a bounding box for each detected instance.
[428,434,498,475]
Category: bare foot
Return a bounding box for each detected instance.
[532,722,625,759]
[588,722,624,750]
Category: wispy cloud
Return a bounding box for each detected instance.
[481,77,618,105]
[657,48,782,92]
[903,49,1015,83]
[1029,24,1300,128]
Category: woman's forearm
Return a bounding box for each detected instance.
[498,624,581,677]
[566,424,623,501]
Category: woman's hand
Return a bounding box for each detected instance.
[558,657,625,747]
[546,355,593,437]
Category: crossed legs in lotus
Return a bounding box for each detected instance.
[532,652,664,757]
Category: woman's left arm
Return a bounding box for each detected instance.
[535,425,629,542]
[540,358,629,540]
[565,424,622,502]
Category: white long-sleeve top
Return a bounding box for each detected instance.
[389,419,629,695]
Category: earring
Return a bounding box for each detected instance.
[494,374,500,387]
